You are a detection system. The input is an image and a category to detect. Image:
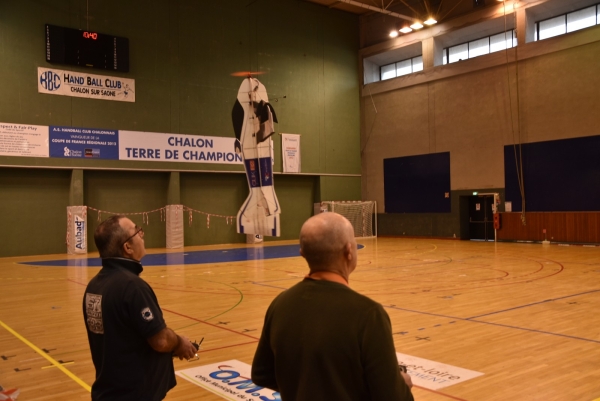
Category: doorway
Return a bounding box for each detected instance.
[460,195,495,241]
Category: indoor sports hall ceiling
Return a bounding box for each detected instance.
[304,0,473,22]
[303,0,480,46]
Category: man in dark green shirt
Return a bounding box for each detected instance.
[252,212,414,401]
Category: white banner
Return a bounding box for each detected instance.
[177,355,483,399]
[0,123,49,157]
[396,352,484,390]
[166,205,184,249]
[281,133,300,173]
[67,206,87,254]
[176,360,279,401]
[38,67,135,102]
[119,131,243,164]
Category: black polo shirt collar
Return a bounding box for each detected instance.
[101,257,143,275]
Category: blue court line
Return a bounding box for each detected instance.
[20,244,365,267]
[466,289,600,319]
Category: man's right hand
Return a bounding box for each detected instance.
[173,335,197,360]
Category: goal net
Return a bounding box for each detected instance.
[320,201,377,238]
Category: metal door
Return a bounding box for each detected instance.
[468,195,494,241]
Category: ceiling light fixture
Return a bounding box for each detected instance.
[389,30,399,38]
[424,18,437,25]
[399,26,413,33]
[410,22,424,30]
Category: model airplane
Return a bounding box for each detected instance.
[231,76,281,237]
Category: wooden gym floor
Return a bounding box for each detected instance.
[0,238,599,400]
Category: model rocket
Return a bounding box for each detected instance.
[232,77,281,237]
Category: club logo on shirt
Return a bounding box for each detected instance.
[85,293,104,334]
[141,307,154,321]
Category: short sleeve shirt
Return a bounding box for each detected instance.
[83,257,176,401]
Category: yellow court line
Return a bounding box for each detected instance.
[0,319,91,392]
[42,361,75,369]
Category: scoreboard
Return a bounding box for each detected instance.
[45,24,129,72]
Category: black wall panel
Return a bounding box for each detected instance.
[504,135,600,211]
[384,152,451,213]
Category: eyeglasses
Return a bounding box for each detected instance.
[121,225,144,247]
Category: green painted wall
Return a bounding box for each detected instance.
[180,172,248,246]
[318,176,362,202]
[180,173,317,245]
[0,0,361,256]
[0,168,71,257]
[84,171,170,252]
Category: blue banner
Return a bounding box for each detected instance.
[49,125,119,159]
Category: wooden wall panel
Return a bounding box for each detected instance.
[497,212,600,243]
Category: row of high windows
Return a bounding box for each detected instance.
[381,56,423,80]
[379,3,600,81]
[442,30,517,65]
[535,4,600,40]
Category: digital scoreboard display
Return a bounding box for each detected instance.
[45,24,129,72]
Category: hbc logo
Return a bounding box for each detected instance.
[40,71,61,91]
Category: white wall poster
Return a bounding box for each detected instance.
[281,133,300,173]
[0,123,49,157]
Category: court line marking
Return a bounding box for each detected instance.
[66,278,257,339]
[0,319,91,392]
[466,289,600,319]
[385,301,600,345]
[196,341,258,353]
[468,320,600,344]
[163,308,260,340]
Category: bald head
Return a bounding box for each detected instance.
[300,213,357,276]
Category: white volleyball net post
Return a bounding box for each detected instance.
[320,201,377,238]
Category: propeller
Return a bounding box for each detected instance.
[230,71,267,77]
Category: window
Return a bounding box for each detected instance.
[490,31,516,52]
[536,4,600,41]
[449,43,468,63]
[381,64,396,80]
[567,6,596,32]
[443,30,516,65]
[469,37,490,58]
[380,55,423,80]
[539,15,566,40]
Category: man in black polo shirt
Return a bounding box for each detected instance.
[83,215,197,401]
